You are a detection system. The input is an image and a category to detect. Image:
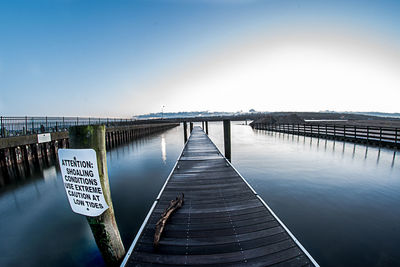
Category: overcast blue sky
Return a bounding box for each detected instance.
[1,0,400,117]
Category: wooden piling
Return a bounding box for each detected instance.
[0,149,9,179]
[30,144,39,166]
[190,122,193,133]
[50,141,57,160]
[41,143,49,165]
[183,122,188,143]
[223,119,231,162]
[69,125,125,266]
[21,145,30,175]
[205,121,209,135]
[9,147,18,169]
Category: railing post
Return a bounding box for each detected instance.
[69,125,125,265]
[333,124,336,139]
[190,122,193,133]
[25,116,28,135]
[223,119,231,162]
[367,126,369,143]
[354,126,357,141]
[379,127,382,144]
[205,121,209,135]
[343,125,346,140]
[0,116,3,137]
[45,116,48,131]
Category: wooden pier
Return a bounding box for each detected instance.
[122,126,318,266]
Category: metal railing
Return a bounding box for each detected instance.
[0,116,137,138]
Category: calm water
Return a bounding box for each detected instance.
[0,122,399,266]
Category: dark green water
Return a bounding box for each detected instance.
[0,122,399,266]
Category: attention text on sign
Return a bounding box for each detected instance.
[58,149,109,217]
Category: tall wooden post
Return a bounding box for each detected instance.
[69,125,125,266]
[205,121,209,135]
[190,122,193,133]
[223,120,231,162]
[183,122,188,143]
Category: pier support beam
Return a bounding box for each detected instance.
[9,147,18,169]
[223,120,231,162]
[21,145,30,176]
[69,125,125,266]
[0,149,8,179]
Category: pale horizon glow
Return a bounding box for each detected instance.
[129,30,400,115]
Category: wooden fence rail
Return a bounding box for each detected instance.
[253,123,399,148]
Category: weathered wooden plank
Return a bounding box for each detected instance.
[136,232,290,255]
[140,226,287,247]
[130,239,295,265]
[148,210,272,225]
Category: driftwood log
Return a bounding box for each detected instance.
[154,193,184,248]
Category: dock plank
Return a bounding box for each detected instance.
[123,127,318,267]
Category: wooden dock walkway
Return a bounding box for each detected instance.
[122,127,318,267]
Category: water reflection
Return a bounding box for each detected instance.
[161,134,167,163]
[43,166,57,181]
[377,148,381,165]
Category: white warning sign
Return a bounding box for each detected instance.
[58,149,109,217]
[37,133,51,143]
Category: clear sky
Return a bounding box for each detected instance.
[1,0,400,117]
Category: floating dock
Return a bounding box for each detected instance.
[122,127,318,266]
